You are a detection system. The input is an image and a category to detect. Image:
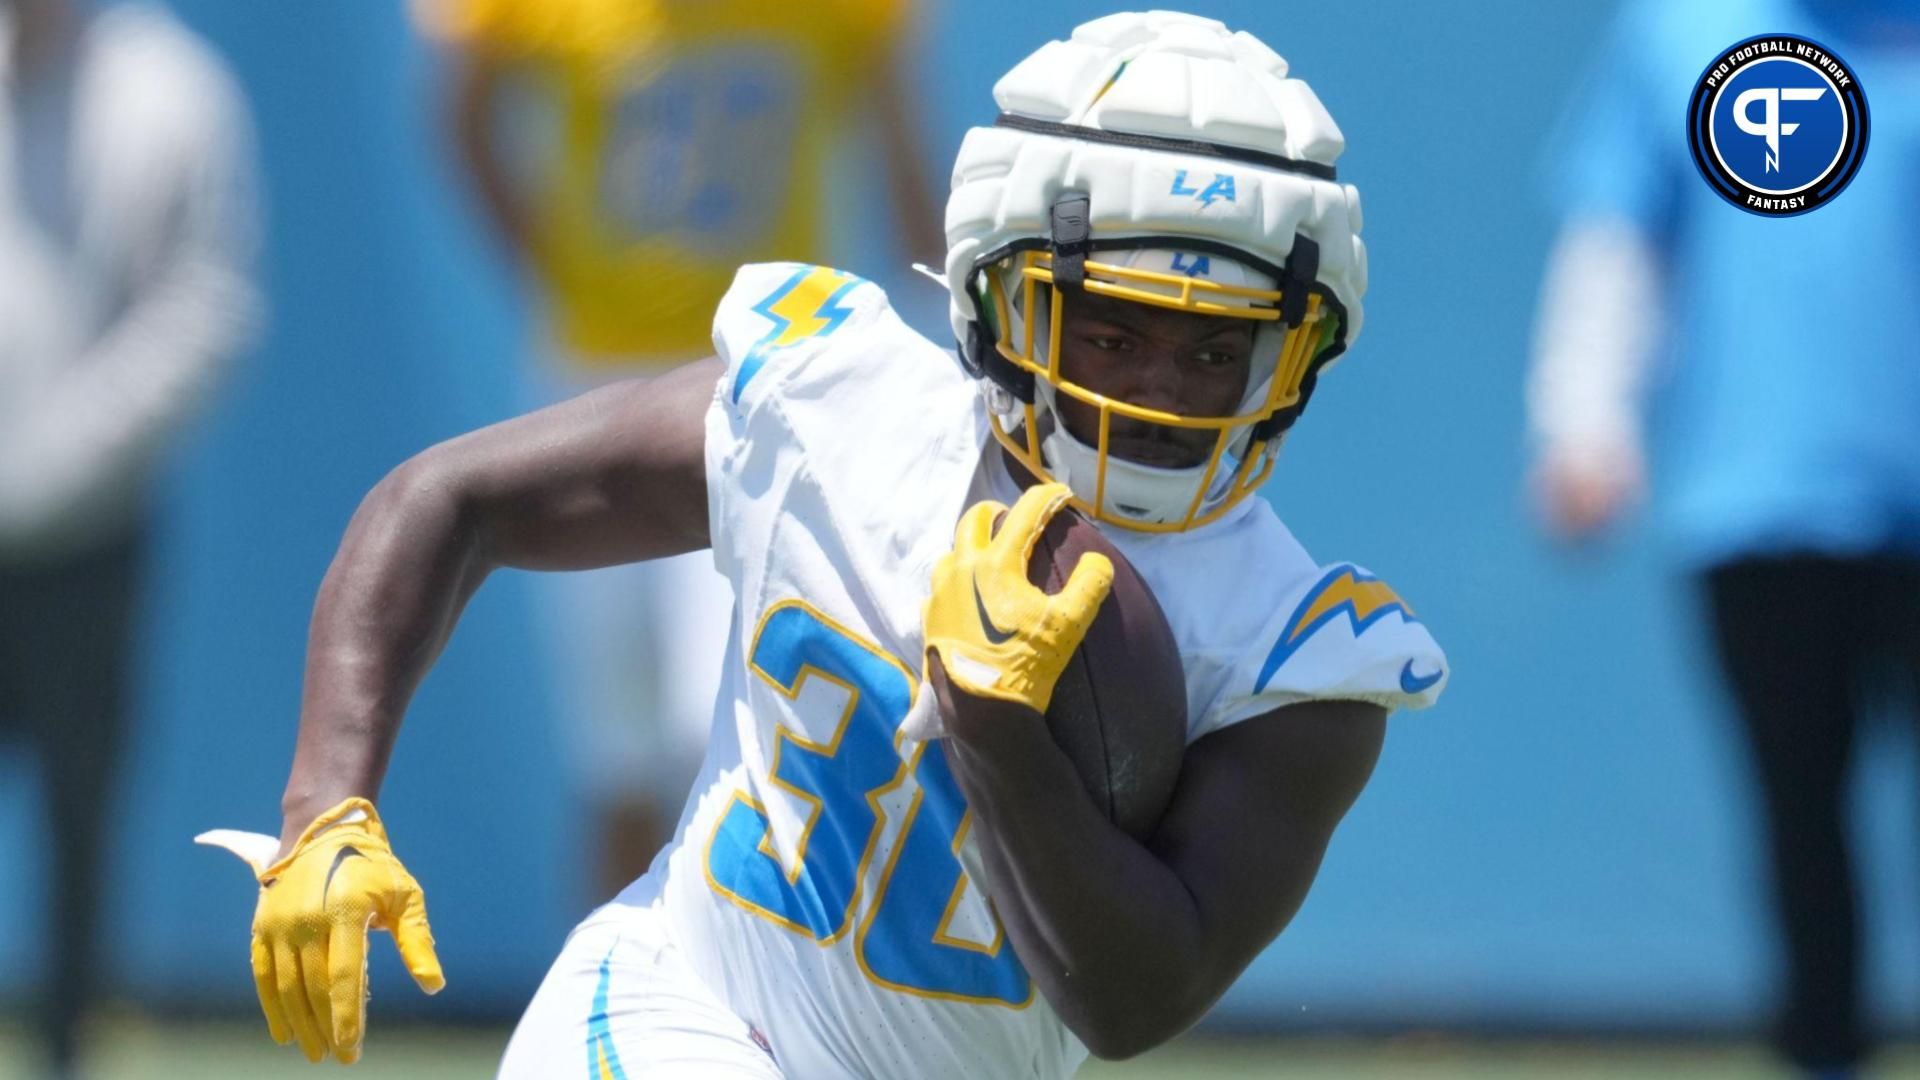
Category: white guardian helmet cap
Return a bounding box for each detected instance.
[944,10,1368,532]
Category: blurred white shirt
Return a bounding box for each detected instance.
[0,2,258,560]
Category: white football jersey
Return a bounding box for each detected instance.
[615,263,1447,1079]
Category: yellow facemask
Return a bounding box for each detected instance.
[975,247,1335,533]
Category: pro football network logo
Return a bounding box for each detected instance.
[1686,34,1868,217]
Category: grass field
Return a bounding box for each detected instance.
[4,1017,1919,1080]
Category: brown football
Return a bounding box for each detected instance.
[1025,507,1187,842]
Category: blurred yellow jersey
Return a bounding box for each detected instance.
[419,0,908,366]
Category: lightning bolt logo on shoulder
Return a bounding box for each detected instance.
[732,265,868,402]
[1254,565,1429,694]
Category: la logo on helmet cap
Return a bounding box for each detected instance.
[1169,169,1237,208]
[1686,33,1869,217]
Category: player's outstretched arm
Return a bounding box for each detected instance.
[204,357,717,1065]
[279,356,718,839]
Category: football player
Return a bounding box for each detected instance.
[204,12,1447,1076]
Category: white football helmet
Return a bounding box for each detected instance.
[945,10,1368,532]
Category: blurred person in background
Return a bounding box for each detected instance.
[411,0,943,900]
[0,0,257,1075]
[1528,1,1920,1076]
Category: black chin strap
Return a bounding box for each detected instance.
[1256,236,1330,440]
[1048,192,1092,288]
[964,316,1034,404]
[1279,235,1320,328]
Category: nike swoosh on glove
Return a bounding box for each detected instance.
[922,482,1114,714]
[197,797,443,1064]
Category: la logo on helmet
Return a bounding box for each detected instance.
[1169,253,1211,277]
[1170,169,1237,208]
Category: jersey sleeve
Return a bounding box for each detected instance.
[700,262,895,581]
[708,263,878,411]
[1194,562,1448,741]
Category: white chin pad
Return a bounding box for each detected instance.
[1035,383,1229,525]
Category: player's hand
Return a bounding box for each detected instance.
[923,482,1113,713]
[197,797,444,1065]
[1532,438,1644,541]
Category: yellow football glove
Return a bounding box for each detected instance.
[923,482,1115,713]
[197,797,444,1065]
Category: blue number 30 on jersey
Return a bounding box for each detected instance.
[703,600,1033,1007]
